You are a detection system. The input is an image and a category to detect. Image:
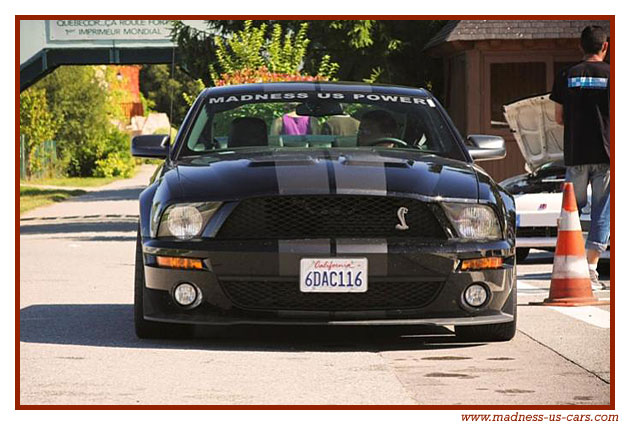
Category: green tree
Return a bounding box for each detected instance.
[287,20,447,90]
[210,21,336,80]
[19,88,60,177]
[174,20,338,87]
[34,66,133,177]
[173,20,447,97]
[178,20,338,106]
[139,64,202,127]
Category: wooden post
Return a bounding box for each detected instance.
[465,48,482,136]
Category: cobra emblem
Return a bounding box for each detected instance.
[395,207,409,230]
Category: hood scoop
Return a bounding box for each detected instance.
[338,153,413,168]
[248,157,320,167]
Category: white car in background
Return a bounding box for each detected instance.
[500,94,607,263]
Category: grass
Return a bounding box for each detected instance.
[21,175,121,188]
[20,186,86,214]
[21,164,138,188]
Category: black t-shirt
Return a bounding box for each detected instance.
[550,61,610,166]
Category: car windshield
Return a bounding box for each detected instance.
[178,90,464,160]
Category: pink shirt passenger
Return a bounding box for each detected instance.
[282,114,311,135]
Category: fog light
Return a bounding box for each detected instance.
[464,284,488,308]
[173,283,198,306]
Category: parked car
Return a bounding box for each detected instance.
[501,94,608,262]
[132,82,517,341]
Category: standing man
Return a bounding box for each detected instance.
[551,25,610,290]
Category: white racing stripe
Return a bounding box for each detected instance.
[337,238,388,276]
[333,154,387,196]
[336,238,388,254]
[278,239,330,276]
[275,160,330,195]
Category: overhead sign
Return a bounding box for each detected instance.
[48,20,173,41]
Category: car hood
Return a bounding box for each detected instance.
[165,148,479,202]
[503,94,564,173]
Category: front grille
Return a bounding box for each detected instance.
[220,279,444,311]
[517,226,558,238]
[216,195,446,239]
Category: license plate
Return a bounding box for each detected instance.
[299,258,368,293]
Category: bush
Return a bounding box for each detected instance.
[94,152,135,178]
[99,127,130,157]
[34,66,137,178]
[93,128,135,178]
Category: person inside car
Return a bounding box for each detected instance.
[270,104,320,136]
[322,115,360,136]
[356,110,399,147]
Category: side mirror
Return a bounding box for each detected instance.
[466,135,506,162]
[131,134,170,158]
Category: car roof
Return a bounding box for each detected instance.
[200,82,431,98]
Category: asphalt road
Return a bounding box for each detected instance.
[19,166,611,405]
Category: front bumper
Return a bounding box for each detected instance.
[140,238,516,326]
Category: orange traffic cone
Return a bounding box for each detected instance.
[536,182,608,306]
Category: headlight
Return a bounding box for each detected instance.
[157,202,222,240]
[442,203,502,240]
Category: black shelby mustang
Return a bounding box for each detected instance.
[133,82,516,341]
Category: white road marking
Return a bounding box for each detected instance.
[518,281,610,328]
[549,306,610,329]
[517,281,548,293]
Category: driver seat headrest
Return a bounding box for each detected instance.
[228,117,268,148]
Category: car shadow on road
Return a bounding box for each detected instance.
[519,252,554,265]
[19,304,483,352]
[518,272,553,281]
[20,218,137,238]
[70,187,145,203]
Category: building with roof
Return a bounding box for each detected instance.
[425,19,611,180]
